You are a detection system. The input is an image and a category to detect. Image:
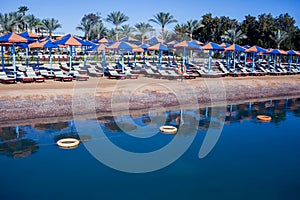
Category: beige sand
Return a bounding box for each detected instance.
[1,75,300,124]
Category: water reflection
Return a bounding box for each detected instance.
[0,97,299,159]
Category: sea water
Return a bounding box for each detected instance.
[0,98,299,200]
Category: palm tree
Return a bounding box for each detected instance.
[0,13,15,33]
[42,18,62,38]
[76,19,93,40]
[18,6,29,31]
[90,22,108,39]
[134,22,154,43]
[106,11,129,41]
[174,23,187,41]
[222,26,247,44]
[184,20,204,41]
[270,29,288,49]
[25,14,44,33]
[149,12,177,40]
[119,24,135,38]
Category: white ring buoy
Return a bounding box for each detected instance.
[160,125,178,134]
[57,138,80,149]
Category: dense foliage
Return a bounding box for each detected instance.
[0,6,299,50]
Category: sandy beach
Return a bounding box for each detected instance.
[1,75,300,124]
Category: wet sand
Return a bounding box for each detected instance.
[1,75,300,124]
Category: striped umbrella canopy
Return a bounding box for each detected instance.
[225,44,246,52]
[244,45,251,49]
[201,42,224,50]
[139,43,149,50]
[120,36,141,44]
[191,39,203,45]
[0,32,28,77]
[107,41,140,72]
[54,34,93,71]
[220,42,230,48]
[245,45,266,53]
[148,43,169,51]
[201,42,224,72]
[173,41,200,50]
[19,31,40,39]
[144,37,164,45]
[166,40,179,47]
[92,37,115,44]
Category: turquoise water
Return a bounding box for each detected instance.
[0,98,300,200]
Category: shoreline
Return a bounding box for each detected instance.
[1,75,300,126]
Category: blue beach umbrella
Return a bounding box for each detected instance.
[107,41,140,73]
[139,43,149,64]
[54,34,92,73]
[88,43,107,73]
[268,49,286,72]
[0,33,28,78]
[287,50,298,72]
[245,46,266,72]
[225,44,246,72]
[201,42,224,72]
[144,37,164,45]
[148,43,169,69]
[173,41,200,68]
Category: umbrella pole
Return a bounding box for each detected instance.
[289,55,292,72]
[25,47,28,69]
[1,46,4,72]
[208,50,212,73]
[172,51,175,64]
[244,52,247,69]
[296,57,299,71]
[102,50,105,73]
[69,46,72,73]
[121,50,124,73]
[84,47,87,70]
[167,51,170,67]
[273,54,276,72]
[158,50,161,70]
[152,50,154,63]
[233,50,236,72]
[49,48,53,73]
[183,48,186,66]
[12,44,17,79]
[134,52,136,70]
[268,54,271,70]
[36,48,40,70]
[252,53,255,72]
[127,51,130,66]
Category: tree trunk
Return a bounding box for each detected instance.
[116,25,119,41]
[161,27,164,40]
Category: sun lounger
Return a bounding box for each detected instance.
[17,72,35,83]
[108,70,127,80]
[73,65,87,74]
[144,68,161,78]
[53,71,73,81]
[125,70,139,79]
[26,71,45,82]
[68,70,89,81]
[0,72,15,84]
[39,69,55,79]
[87,67,103,77]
